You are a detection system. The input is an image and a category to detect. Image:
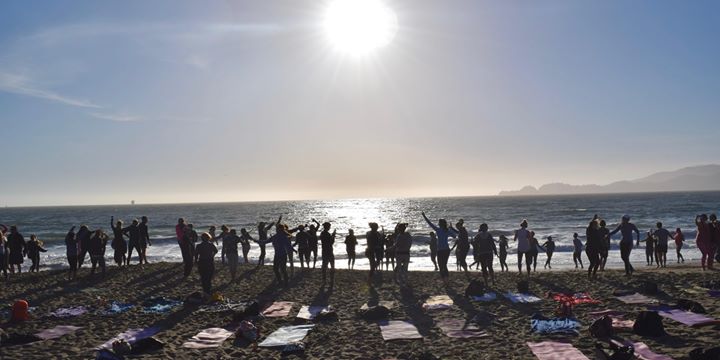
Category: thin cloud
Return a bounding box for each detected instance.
[0,72,101,108]
[89,112,141,122]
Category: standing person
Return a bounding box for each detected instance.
[270,224,293,286]
[527,231,540,272]
[6,226,26,274]
[384,231,396,271]
[76,225,92,268]
[572,233,584,269]
[471,223,497,285]
[307,219,321,268]
[215,225,231,264]
[598,220,611,271]
[421,211,458,285]
[586,220,603,280]
[471,228,482,270]
[256,217,279,268]
[138,216,151,264]
[393,223,412,285]
[428,232,438,271]
[453,220,470,274]
[64,226,79,281]
[292,225,311,269]
[639,231,655,266]
[694,214,715,270]
[195,233,218,296]
[674,227,685,263]
[223,229,242,281]
[111,217,127,267]
[88,229,108,276]
[0,225,8,279]
[175,218,192,278]
[498,235,509,272]
[123,219,141,265]
[239,228,253,264]
[345,229,357,269]
[541,236,555,269]
[208,226,218,244]
[609,215,641,277]
[26,235,47,272]
[710,214,720,264]
[366,223,384,283]
[653,222,671,268]
[513,220,532,276]
[320,222,337,285]
[183,224,199,277]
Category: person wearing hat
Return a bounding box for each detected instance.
[609,215,640,276]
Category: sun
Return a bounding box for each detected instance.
[323,0,398,56]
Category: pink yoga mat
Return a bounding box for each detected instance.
[182,328,234,349]
[262,301,294,318]
[650,307,720,327]
[379,321,422,341]
[527,341,590,360]
[632,342,674,360]
[436,319,488,339]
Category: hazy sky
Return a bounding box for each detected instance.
[1,1,719,206]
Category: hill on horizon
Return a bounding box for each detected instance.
[498,164,720,196]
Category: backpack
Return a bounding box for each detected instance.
[589,316,613,339]
[633,311,666,337]
[465,280,486,297]
[676,299,706,314]
[517,280,529,294]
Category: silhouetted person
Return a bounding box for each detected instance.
[653,222,671,268]
[293,225,311,268]
[639,231,655,266]
[527,231,540,272]
[0,225,8,279]
[345,229,357,269]
[572,232,584,269]
[392,223,412,285]
[320,221,336,285]
[422,211,457,286]
[471,223,497,285]
[384,231,396,271]
[138,216,151,264]
[176,218,193,278]
[513,220,531,276]
[428,232,438,271]
[453,220,470,274]
[586,220,602,279]
[498,235,509,272]
[6,226,25,274]
[64,226,78,280]
[88,229,108,276]
[256,217,279,267]
[308,219,321,268]
[598,219,610,271]
[271,223,293,286]
[76,225,92,267]
[609,215,640,276]
[195,232,218,295]
[239,228,253,264]
[674,227,685,263]
[111,217,127,267]
[542,236,555,269]
[366,222,384,283]
[695,214,714,270]
[26,234,47,272]
[123,219,141,265]
[223,229,242,281]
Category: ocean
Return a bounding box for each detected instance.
[2,192,718,271]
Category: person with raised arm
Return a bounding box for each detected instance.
[26,234,47,272]
[541,236,555,270]
[421,211,457,285]
[256,216,280,268]
[195,232,218,295]
[111,217,127,267]
[345,229,358,269]
[307,218,321,268]
[513,220,531,276]
[609,215,640,276]
[695,214,714,270]
[64,226,79,281]
[320,221,337,285]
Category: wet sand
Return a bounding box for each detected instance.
[1,261,719,359]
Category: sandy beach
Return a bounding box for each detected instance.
[1,262,720,359]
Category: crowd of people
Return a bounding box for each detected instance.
[1,212,719,296]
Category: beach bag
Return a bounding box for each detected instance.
[238,320,259,342]
[690,347,720,360]
[517,280,529,294]
[633,311,666,337]
[111,339,132,355]
[231,301,260,321]
[555,300,573,318]
[676,299,706,313]
[589,316,613,339]
[638,281,658,295]
[465,280,486,297]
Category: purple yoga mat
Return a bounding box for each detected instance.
[36,325,82,340]
[527,341,589,360]
[648,306,720,327]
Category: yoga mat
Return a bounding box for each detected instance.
[588,310,625,317]
[527,341,590,360]
[49,306,88,318]
[142,298,182,313]
[262,301,294,318]
[471,293,497,302]
[648,306,720,327]
[531,317,580,335]
[35,325,82,340]
[99,302,134,315]
[551,293,600,305]
[258,325,315,347]
[632,342,675,360]
[296,305,331,320]
[505,292,542,304]
[615,293,658,305]
[436,319,489,338]
[422,295,454,310]
[97,327,161,350]
[360,301,395,311]
[379,321,422,341]
[182,328,234,349]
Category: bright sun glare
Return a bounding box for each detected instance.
[323,0,398,56]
